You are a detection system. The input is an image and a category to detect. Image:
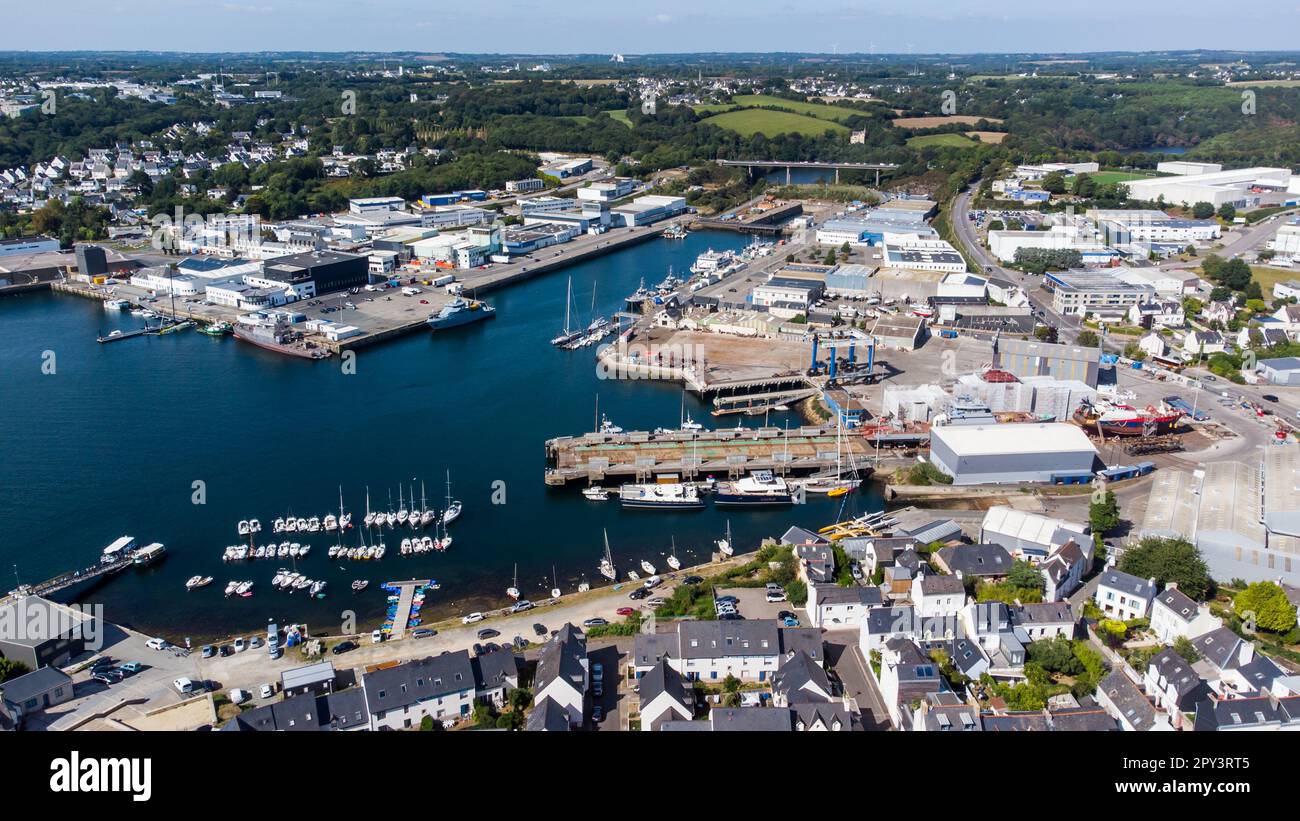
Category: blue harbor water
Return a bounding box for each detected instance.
[0,230,883,640]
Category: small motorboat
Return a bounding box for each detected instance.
[237,520,251,536]
[185,575,212,591]
[224,581,239,597]
[641,559,657,576]
[352,580,369,592]
[582,486,610,501]
[249,519,262,533]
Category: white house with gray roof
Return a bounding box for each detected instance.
[362,651,475,730]
[807,583,883,629]
[911,571,966,619]
[533,623,588,727]
[1095,567,1157,621]
[1149,584,1220,644]
[632,620,822,684]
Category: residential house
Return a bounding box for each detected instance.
[795,543,835,586]
[1010,602,1076,642]
[806,583,883,630]
[1189,626,1254,681]
[912,692,983,731]
[841,536,919,579]
[959,602,1027,678]
[877,638,946,729]
[471,648,520,707]
[933,543,1013,579]
[1143,647,1211,729]
[0,666,73,727]
[631,619,822,684]
[526,696,573,732]
[223,689,370,732]
[1096,667,1172,731]
[1182,330,1227,359]
[1149,584,1220,644]
[1095,568,1157,621]
[637,657,694,731]
[362,652,475,730]
[1039,539,1091,602]
[859,606,959,653]
[533,623,589,727]
[911,571,966,619]
[1193,693,1300,730]
[770,650,834,706]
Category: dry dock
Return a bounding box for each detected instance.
[544,425,878,486]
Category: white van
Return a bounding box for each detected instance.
[173,677,197,694]
[371,629,383,644]
[146,637,169,651]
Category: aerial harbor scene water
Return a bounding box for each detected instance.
[1,229,879,640]
[8,28,1300,750]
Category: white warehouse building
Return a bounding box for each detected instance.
[1124,167,1293,208]
[927,423,1098,486]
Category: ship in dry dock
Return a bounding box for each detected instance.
[233,319,332,360]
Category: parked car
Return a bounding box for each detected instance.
[532,623,548,636]
[371,629,384,644]
[462,612,485,624]
[219,645,234,657]
[1263,394,1279,403]
[472,643,485,656]
[412,628,438,639]
[777,610,797,621]
[616,607,635,616]
[146,637,169,651]
[592,705,604,722]
[233,637,247,653]
[477,628,500,640]
[628,588,650,600]
[258,683,275,700]
[682,575,704,585]
[715,595,739,606]
[91,671,118,685]
[249,636,263,648]
[781,615,800,627]
[582,618,608,627]
[173,677,197,694]
[643,575,662,589]
[229,688,252,705]
[766,590,787,603]
[331,640,358,655]
[117,661,144,674]
[648,597,666,607]
[511,600,534,613]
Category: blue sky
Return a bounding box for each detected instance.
[3,1,1299,54]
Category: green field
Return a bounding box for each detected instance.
[906,133,978,149]
[1252,265,1300,295]
[605,109,632,127]
[702,108,849,138]
[1090,170,1159,184]
[728,94,862,123]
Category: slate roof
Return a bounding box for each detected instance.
[1194,694,1300,730]
[471,648,520,692]
[1012,602,1075,626]
[1154,586,1200,623]
[1099,569,1156,600]
[1048,707,1119,731]
[771,650,832,704]
[1148,648,1209,710]
[0,665,71,704]
[1100,669,1160,731]
[935,543,1012,577]
[536,623,587,691]
[639,657,689,712]
[363,651,475,716]
[526,696,571,731]
[1189,627,1244,673]
[792,702,851,731]
[710,707,793,732]
[917,573,966,596]
[815,585,884,606]
[982,711,1050,731]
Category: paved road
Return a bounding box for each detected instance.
[951,186,1078,341]
[825,632,889,730]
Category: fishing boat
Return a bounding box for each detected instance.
[185,575,213,591]
[1072,399,1182,437]
[640,559,657,576]
[352,580,368,592]
[618,482,706,510]
[233,320,331,359]
[104,298,131,311]
[689,249,736,276]
[716,520,734,557]
[197,320,232,337]
[427,297,496,330]
[624,278,652,313]
[582,486,610,501]
[443,471,461,524]
[714,471,793,507]
[599,529,617,582]
[507,564,521,600]
[667,538,682,571]
[599,414,623,435]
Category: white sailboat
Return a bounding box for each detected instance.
[716,520,734,557]
[507,563,521,600]
[667,537,682,571]
[640,559,656,576]
[599,529,616,581]
[550,566,561,600]
[551,276,584,346]
[419,481,437,528]
[396,486,409,526]
[801,416,862,494]
[443,470,461,524]
[363,486,376,528]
